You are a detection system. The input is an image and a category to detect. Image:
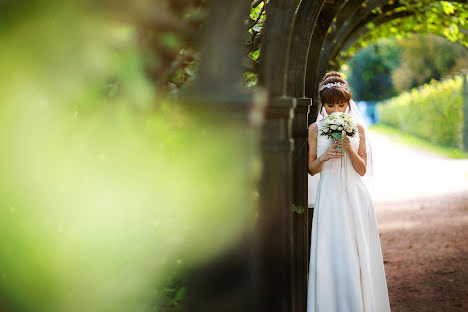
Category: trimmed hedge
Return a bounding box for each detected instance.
[376,76,464,149]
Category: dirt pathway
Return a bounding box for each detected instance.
[369,132,468,202]
[369,131,468,311]
[376,192,467,311]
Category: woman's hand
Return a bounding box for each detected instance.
[318,143,343,162]
[338,136,352,153]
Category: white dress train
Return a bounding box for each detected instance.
[307,121,391,312]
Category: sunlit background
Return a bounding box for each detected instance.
[340,34,468,202]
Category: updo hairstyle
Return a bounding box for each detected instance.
[318,73,353,115]
[319,71,343,82]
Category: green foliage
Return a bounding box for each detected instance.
[250,1,266,21]
[245,0,267,87]
[153,276,187,311]
[246,0,467,89]
[392,34,468,92]
[292,204,305,214]
[345,34,468,100]
[376,76,464,149]
[370,124,468,158]
[0,2,258,311]
[339,1,468,66]
[243,72,259,89]
[251,48,261,61]
[346,39,401,100]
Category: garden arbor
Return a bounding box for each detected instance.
[185,0,468,311]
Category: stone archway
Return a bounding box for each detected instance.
[256,1,468,311]
[184,1,468,310]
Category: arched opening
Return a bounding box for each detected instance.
[254,1,468,310]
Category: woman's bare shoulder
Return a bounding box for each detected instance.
[309,122,318,137]
[356,123,365,135]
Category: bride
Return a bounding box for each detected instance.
[307,72,391,312]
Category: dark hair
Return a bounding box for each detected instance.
[318,75,352,115]
[319,71,343,84]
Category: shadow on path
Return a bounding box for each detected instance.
[376,191,468,311]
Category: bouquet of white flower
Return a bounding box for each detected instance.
[319,112,358,149]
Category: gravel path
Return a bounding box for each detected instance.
[369,131,468,311]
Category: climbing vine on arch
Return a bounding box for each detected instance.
[335,0,468,67]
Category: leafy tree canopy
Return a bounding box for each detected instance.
[392,34,468,91]
[338,0,468,66]
[344,34,468,100]
[344,39,401,101]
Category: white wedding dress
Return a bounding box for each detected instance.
[307,121,391,312]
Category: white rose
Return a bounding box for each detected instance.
[331,125,338,130]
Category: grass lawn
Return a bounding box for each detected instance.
[369,123,468,159]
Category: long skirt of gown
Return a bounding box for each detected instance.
[307,131,391,312]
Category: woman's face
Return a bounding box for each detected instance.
[323,101,349,115]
